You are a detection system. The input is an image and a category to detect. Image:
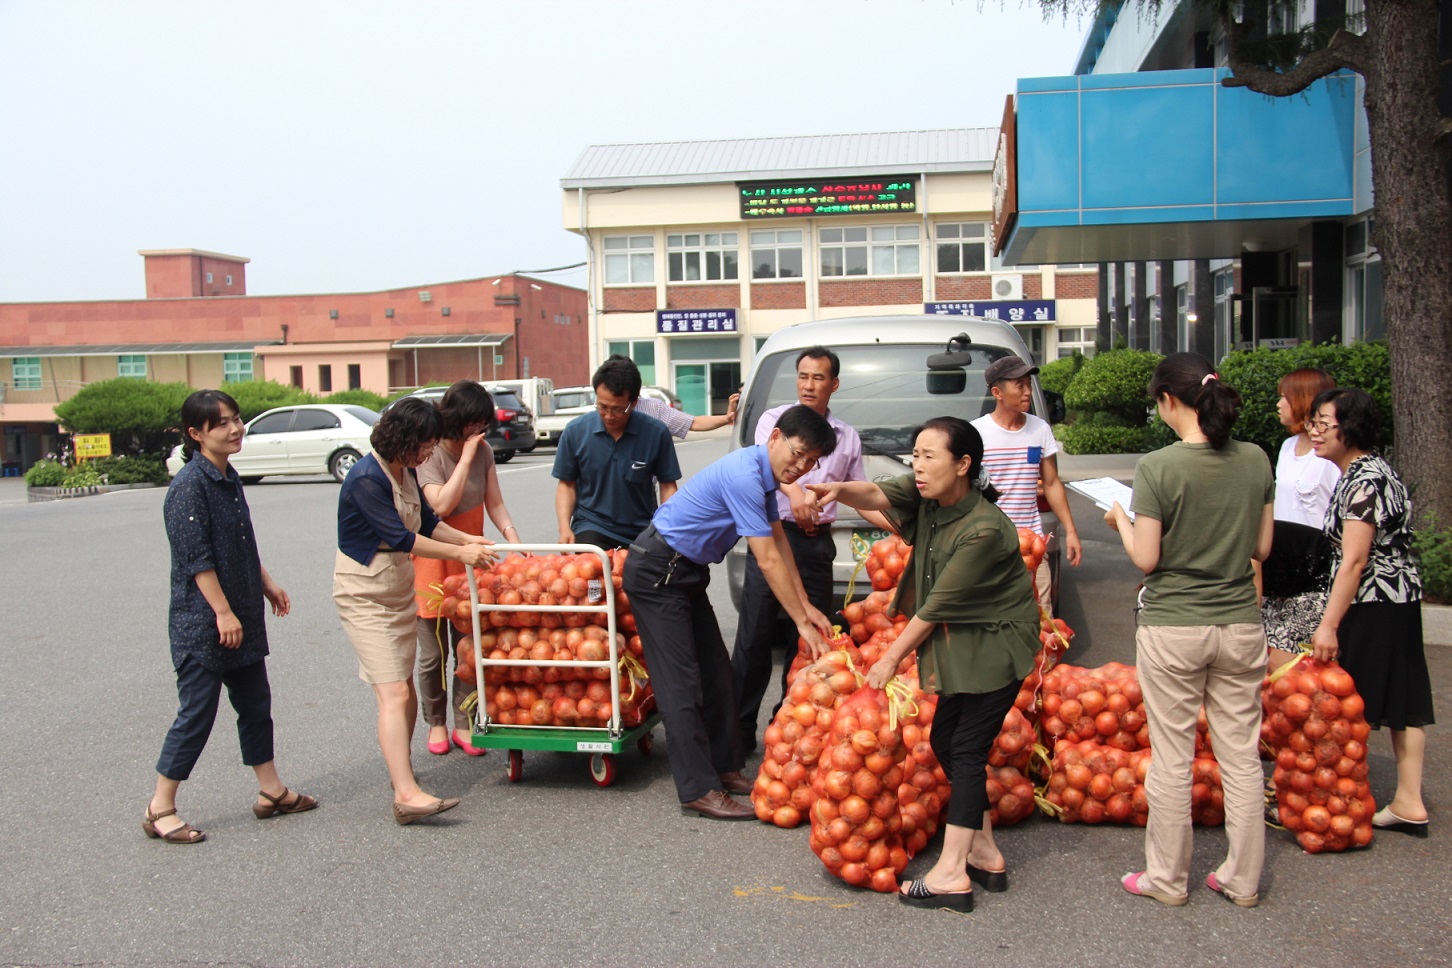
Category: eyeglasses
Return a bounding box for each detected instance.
[596,403,632,417]
[1307,419,1340,433]
[786,442,818,471]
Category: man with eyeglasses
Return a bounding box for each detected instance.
[552,356,681,551]
[623,404,838,819]
[731,345,883,755]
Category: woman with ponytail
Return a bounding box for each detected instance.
[1105,353,1274,908]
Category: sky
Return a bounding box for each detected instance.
[0,0,1092,303]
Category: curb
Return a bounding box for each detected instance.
[26,482,160,503]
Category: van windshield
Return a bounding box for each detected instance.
[741,343,1021,455]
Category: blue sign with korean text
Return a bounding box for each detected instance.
[924,300,1057,323]
[656,308,738,335]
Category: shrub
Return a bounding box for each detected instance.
[1038,352,1084,397]
[1413,513,1452,605]
[223,380,318,422]
[63,464,104,488]
[52,379,192,459]
[1057,423,1149,455]
[1063,349,1163,426]
[323,389,388,412]
[24,459,67,487]
[89,454,169,485]
[1216,341,1393,458]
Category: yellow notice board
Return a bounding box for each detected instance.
[74,434,112,459]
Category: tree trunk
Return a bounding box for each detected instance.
[1362,0,1452,528]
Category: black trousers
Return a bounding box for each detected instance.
[930,681,1020,830]
[730,525,835,749]
[156,655,275,781]
[623,528,744,803]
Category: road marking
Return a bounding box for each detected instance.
[733,885,856,908]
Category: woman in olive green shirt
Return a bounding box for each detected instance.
[808,417,1038,914]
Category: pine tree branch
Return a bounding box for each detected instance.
[1221,22,1366,95]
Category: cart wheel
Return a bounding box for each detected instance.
[637,733,654,756]
[506,749,524,783]
[589,753,617,787]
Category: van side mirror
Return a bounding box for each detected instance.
[1044,389,1067,424]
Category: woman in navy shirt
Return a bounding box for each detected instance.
[334,397,495,825]
[146,390,316,844]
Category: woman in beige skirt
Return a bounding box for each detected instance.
[334,398,495,825]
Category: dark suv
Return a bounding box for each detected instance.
[388,384,535,463]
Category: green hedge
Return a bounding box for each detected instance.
[1063,349,1163,427]
[24,459,67,487]
[223,380,318,422]
[52,378,192,459]
[1414,513,1452,604]
[89,455,169,485]
[1216,341,1393,457]
[323,389,388,412]
[1038,352,1084,397]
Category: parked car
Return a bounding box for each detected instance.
[385,384,535,463]
[725,314,1066,613]
[489,377,554,453]
[166,404,379,483]
[533,385,594,445]
[640,384,683,409]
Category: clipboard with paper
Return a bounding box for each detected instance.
[1066,477,1136,520]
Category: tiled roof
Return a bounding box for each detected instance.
[562,128,999,188]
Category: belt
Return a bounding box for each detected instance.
[630,522,677,557]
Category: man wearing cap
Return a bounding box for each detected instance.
[971,355,1081,612]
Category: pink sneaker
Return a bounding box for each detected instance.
[1206,871,1259,908]
[1120,871,1188,906]
[451,730,486,757]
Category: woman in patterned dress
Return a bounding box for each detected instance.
[1309,388,1434,836]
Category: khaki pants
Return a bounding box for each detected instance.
[1136,622,1267,900]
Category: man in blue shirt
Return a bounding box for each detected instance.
[553,357,681,550]
[622,405,837,820]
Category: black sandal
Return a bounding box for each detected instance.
[252,787,319,819]
[899,879,974,912]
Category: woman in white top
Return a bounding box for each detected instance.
[1260,368,1340,653]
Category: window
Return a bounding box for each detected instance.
[348,363,361,390]
[289,365,303,388]
[820,224,919,277]
[225,274,233,286]
[222,352,253,382]
[935,222,994,273]
[606,339,656,384]
[206,272,214,284]
[292,409,341,432]
[12,357,41,391]
[249,411,294,435]
[1345,217,1383,342]
[318,365,333,392]
[1213,268,1236,360]
[1056,327,1096,358]
[118,355,147,379]
[1176,284,1190,351]
[603,235,654,285]
[667,232,738,282]
[748,229,803,279]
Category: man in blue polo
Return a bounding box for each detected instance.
[553,356,680,550]
[622,405,836,821]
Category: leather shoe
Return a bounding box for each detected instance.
[967,863,1008,893]
[718,770,754,796]
[681,790,755,820]
[393,797,461,826]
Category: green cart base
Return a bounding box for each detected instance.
[470,712,660,787]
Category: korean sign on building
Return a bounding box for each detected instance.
[924,300,1056,323]
[656,308,738,335]
[739,177,918,219]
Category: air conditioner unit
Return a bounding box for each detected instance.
[991,273,1023,300]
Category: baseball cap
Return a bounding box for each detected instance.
[984,356,1039,386]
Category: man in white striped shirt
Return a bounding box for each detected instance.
[971,356,1081,613]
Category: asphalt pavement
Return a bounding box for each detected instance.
[0,442,1446,967]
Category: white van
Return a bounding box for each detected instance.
[725,314,1066,611]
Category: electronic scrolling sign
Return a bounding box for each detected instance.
[739,176,918,219]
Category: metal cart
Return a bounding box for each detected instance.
[466,544,658,787]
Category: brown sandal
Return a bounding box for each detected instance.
[143,806,206,844]
[252,787,318,819]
